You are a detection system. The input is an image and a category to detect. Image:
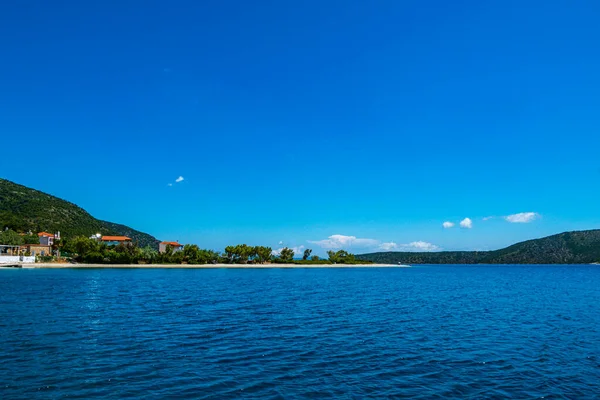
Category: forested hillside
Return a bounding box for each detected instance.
[0,178,159,249]
[357,230,600,264]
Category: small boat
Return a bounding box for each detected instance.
[397,263,411,267]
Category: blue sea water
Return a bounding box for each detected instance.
[1,265,599,399]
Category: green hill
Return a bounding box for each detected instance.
[0,178,159,249]
[357,230,600,264]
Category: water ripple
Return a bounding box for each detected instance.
[1,265,600,398]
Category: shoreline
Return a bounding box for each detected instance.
[18,263,403,269]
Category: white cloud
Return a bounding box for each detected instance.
[308,234,440,253]
[504,212,539,223]
[482,216,494,221]
[272,246,305,256]
[378,242,398,251]
[398,241,440,252]
[167,183,173,187]
[278,241,284,245]
[442,221,455,228]
[175,176,184,183]
[308,234,379,249]
[460,218,473,229]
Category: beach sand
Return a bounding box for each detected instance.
[26,263,404,269]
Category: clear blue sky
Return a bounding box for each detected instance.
[1,1,599,255]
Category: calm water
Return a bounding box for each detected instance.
[1,266,599,399]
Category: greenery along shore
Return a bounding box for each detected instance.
[0,230,369,265]
[3,177,600,265]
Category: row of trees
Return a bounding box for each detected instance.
[60,237,364,265]
[0,229,367,265]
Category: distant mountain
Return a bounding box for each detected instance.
[357,230,600,264]
[0,178,159,249]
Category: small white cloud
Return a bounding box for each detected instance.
[278,241,284,245]
[175,176,184,183]
[482,216,494,221]
[379,242,398,251]
[272,246,305,256]
[398,241,440,252]
[504,212,539,223]
[460,218,473,229]
[167,183,173,187]
[308,234,379,249]
[442,221,455,229]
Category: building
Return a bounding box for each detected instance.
[100,236,132,246]
[38,231,60,246]
[0,245,35,264]
[21,244,52,257]
[159,241,183,253]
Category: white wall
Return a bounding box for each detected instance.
[0,256,35,264]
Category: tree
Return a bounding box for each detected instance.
[224,246,237,263]
[303,249,312,260]
[327,250,355,264]
[327,250,339,263]
[23,234,39,245]
[237,244,256,264]
[223,244,256,264]
[279,247,294,263]
[161,244,175,263]
[0,229,23,246]
[140,246,158,263]
[311,255,320,261]
[183,244,201,264]
[255,246,273,264]
[198,249,220,264]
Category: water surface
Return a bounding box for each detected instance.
[1,265,599,398]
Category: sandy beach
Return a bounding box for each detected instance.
[22,263,403,269]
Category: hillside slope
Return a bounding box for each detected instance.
[357,230,600,264]
[0,178,159,249]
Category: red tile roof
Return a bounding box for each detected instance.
[38,232,55,237]
[160,241,183,247]
[101,236,132,242]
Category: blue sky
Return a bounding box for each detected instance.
[1,1,599,255]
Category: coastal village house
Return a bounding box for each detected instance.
[159,241,183,253]
[22,244,52,256]
[100,236,132,246]
[38,231,59,246]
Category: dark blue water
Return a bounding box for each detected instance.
[1,266,599,399]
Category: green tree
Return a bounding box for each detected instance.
[303,249,312,260]
[140,246,158,263]
[237,244,255,264]
[0,229,23,246]
[200,249,220,264]
[311,255,320,261]
[279,247,294,262]
[327,250,339,263]
[63,236,102,261]
[224,244,256,264]
[224,245,237,263]
[23,234,40,244]
[328,250,355,264]
[255,246,273,264]
[183,244,201,264]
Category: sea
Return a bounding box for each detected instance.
[1,265,599,399]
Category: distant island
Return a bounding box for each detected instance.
[357,229,600,264]
[2,178,600,265]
